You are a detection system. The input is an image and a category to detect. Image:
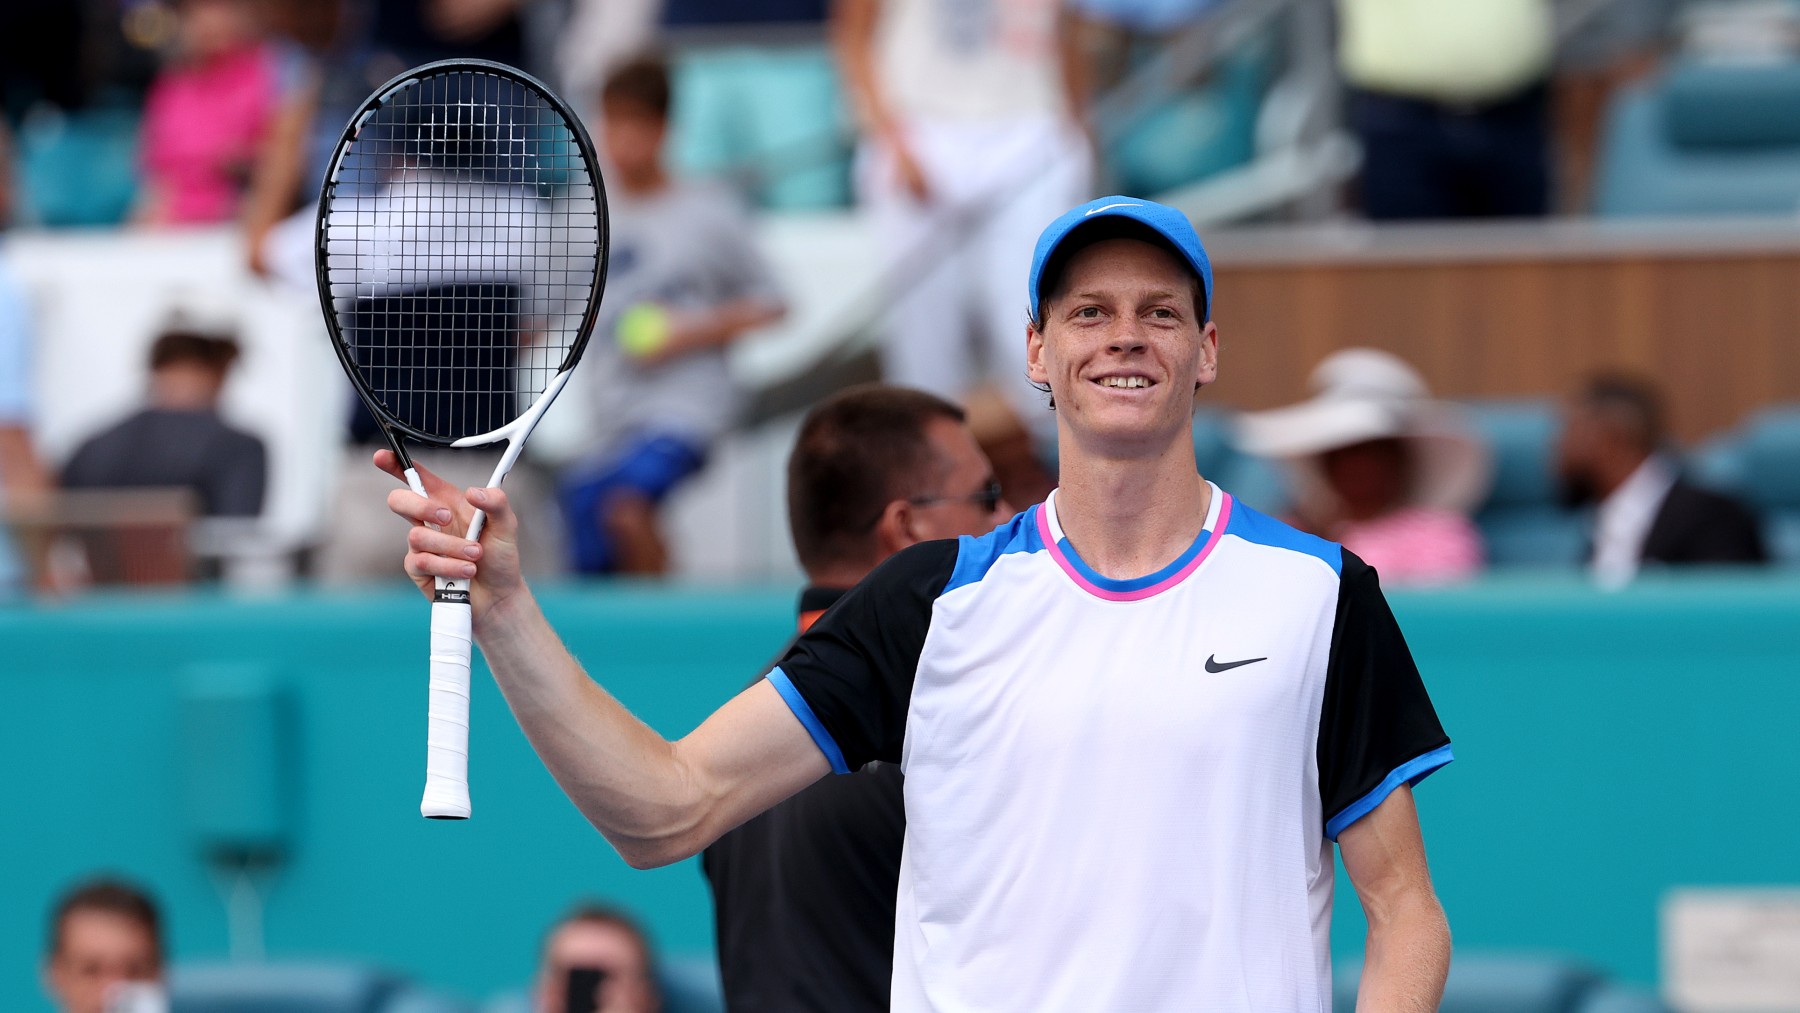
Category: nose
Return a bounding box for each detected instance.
[1107,320,1148,354]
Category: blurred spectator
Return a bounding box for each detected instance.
[1236,348,1490,585]
[1338,0,1555,219]
[244,0,549,278]
[832,0,1092,475]
[43,878,164,1013]
[704,384,1006,1012]
[555,0,663,128]
[365,0,535,74]
[0,125,51,595]
[1556,372,1767,587]
[62,325,267,517]
[136,0,305,226]
[531,904,661,1013]
[557,55,786,575]
[242,0,340,278]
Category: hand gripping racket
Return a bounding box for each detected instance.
[315,60,607,818]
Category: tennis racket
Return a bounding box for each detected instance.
[315,59,607,819]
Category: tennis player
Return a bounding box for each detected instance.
[384,195,1453,1011]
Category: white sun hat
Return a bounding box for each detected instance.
[1233,348,1493,515]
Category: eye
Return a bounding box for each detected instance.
[1075,306,1102,319]
[1149,307,1177,320]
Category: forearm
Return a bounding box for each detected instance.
[0,427,50,497]
[388,472,827,866]
[1356,893,1451,1013]
[473,591,713,867]
[676,298,785,352]
[831,0,900,140]
[1058,6,1093,129]
[243,87,315,248]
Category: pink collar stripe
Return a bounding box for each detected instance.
[1037,491,1233,602]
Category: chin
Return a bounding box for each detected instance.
[1069,403,1183,448]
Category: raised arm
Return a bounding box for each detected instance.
[1339,785,1451,1013]
[379,451,830,867]
[831,0,930,202]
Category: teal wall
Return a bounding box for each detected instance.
[4,575,1798,1009]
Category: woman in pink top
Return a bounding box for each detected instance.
[1236,348,1493,585]
[138,0,294,226]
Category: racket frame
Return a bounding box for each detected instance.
[313,58,608,819]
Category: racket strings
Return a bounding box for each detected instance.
[322,67,602,443]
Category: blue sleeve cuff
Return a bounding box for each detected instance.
[1325,743,1454,841]
[767,667,851,775]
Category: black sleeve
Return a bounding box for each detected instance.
[768,539,958,773]
[1317,550,1452,841]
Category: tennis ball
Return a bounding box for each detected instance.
[616,304,672,359]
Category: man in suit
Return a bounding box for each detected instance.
[1556,373,1767,586]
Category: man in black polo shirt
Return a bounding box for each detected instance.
[703,384,1006,1011]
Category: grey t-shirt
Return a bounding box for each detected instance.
[586,181,782,453]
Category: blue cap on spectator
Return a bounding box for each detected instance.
[1027,196,1213,323]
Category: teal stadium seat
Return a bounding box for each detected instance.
[1720,404,1800,563]
[16,104,140,226]
[1462,400,1586,568]
[169,962,470,1013]
[1332,953,1671,1013]
[1594,60,1800,217]
[1195,410,1290,516]
[1108,43,1269,198]
[669,46,851,210]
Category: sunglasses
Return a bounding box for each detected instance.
[908,478,1003,515]
[863,479,1004,531]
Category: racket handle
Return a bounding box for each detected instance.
[422,576,474,819]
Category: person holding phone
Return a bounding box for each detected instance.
[42,879,164,1013]
[531,905,661,1013]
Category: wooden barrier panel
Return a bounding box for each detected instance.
[1204,218,1800,442]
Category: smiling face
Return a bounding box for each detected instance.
[1026,237,1217,458]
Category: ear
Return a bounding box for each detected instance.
[1195,321,1219,388]
[1026,323,1050,386]
[872,499,917,556]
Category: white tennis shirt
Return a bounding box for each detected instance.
[769,484,1452,1011]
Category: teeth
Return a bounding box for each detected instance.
[1100,376,1150,389]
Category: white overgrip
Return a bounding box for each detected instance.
[406,464,476,819]
[422,591,474,819]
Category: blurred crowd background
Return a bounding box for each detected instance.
[5,2,1800,1013]
[1,0,1797,595]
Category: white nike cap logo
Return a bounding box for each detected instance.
[1084,202,1143,216]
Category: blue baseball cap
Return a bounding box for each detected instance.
[1026,196,1213,322]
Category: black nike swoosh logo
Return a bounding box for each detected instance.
[1205,655,1267,673]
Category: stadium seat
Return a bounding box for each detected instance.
[1461,399,1586,568]
[1109,43,1269,197]
[670,46,851,210]
[169,961,470,1013]
[1594,60,1800,217]
[1579,983,1675,1013]
[656,953,726,1013]
[1191,410,1236,479]
[1333,952,1671,1013]
[1725,403,1800,563]
[15,103,140,227]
